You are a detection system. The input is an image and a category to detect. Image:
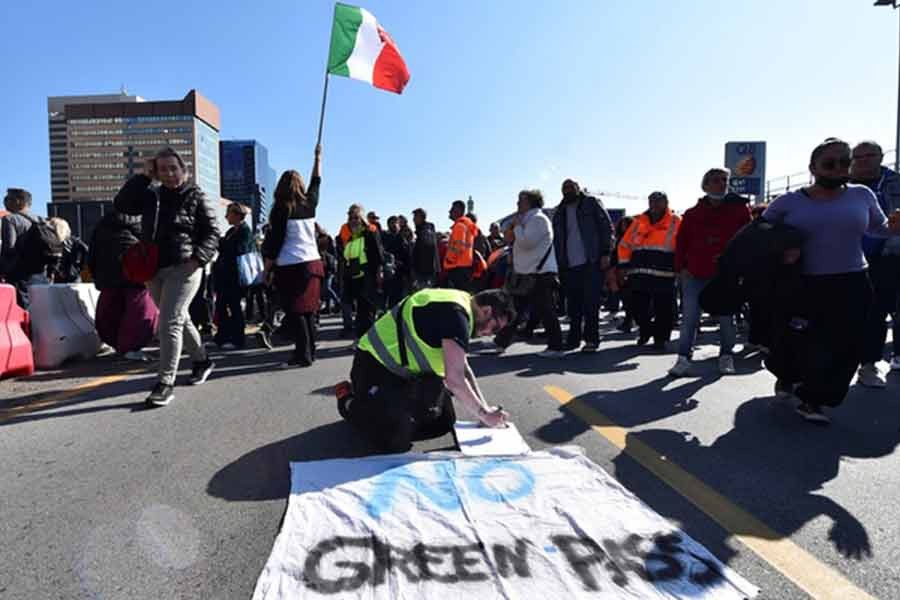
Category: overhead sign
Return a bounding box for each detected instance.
[252,447,758,599]
[725,141,766,196]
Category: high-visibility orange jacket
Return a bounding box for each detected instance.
[617,209,681,287]
[443,216,478,270]
[339,222,377,245]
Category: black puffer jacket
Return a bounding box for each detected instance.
[88,211,143,290]
[113,174,220,269]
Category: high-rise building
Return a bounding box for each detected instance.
[46,89,223,239]
[220,140,275,231]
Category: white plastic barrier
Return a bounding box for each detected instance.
[29,284,102,369]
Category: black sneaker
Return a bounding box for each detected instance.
[279,359,311,370]
[189,359,215,385]
[795,403,830,425]
[637,333,651,346]
[146,382,175,407]
[256,329,273,350]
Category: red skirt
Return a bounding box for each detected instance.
[273,260,324,314]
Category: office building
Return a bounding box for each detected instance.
[220,140,275,231]
[46,89,223,239]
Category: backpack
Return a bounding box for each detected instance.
[15,217,64,278]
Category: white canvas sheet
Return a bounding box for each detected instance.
[252,446,758,599]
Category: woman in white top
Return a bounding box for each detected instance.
[261,145,323,368]
[495,189,564,357]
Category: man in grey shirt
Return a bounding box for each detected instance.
[551,179,614,352]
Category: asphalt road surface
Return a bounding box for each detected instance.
[2,314,899,599]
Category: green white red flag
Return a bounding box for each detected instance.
[327,3,410,94]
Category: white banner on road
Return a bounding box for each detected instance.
[252,446,758,599]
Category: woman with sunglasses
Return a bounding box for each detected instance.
[763,137,900,424]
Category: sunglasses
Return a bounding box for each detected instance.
[818,157,851,170]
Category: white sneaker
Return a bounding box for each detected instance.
[123,350,149,362]
[891,356,900,371]
[857,363,887,388]
[668,356,692,377]
[718,355,736,375]
[537,348,565,359]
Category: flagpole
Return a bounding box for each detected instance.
[316,71,330,147]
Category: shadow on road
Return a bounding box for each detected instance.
[207,421,375,502]
[613,393,900,564]
[534,375,711,443]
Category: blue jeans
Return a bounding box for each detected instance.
[677,275,735,358]
[562,264,603,346]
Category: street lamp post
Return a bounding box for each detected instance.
[875,0,900,172]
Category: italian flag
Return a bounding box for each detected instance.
[327,3,410,94]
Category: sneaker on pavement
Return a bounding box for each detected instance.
[146,382,175,407]
[581,343,599,353]
[256,330,273,350]
[537,348,566,358]
[479,343,507,355]
[189,359,215,385]
[795,402,831,424]
[123,350,149,362]
[219,342,237,351]
[891,356,900,371]
[857,363,887,388]
[636,333,651,347]
[718,355,736,375]
[279,359,311,370]
[668,356,692,377]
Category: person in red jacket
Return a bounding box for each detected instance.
[669,168,751,377]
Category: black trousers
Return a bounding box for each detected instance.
[286,312,316,365]
[629,286,675,344]
[768,271,872,408]
[495,274,563,350]
[446,267,473,291]
[345,276,377,338]
[347,351,456,453]
[861,254,900,364]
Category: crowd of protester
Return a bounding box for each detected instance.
[2,136,900,423]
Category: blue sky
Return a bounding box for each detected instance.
[1,0,898,234]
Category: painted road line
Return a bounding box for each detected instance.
[0,369,145,422]
[543,384,875,600]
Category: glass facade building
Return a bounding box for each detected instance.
[46,90,223,238]
[220,140,274,231]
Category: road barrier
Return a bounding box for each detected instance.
[0,283,34,379]
[29,283,101,369]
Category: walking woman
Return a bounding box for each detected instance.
[114,147,220,407]
[213,203,255,349]
[764,138,900,424]
[262,145,324,368]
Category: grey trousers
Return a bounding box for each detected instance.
[147,262,207,385]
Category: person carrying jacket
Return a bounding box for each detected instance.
[342,203,384,338]
[88,210,158,360]
[114,147,220,407]
[443,200,478,291]
[670,168,752,377]
[618,192,681,350]
[551,178,614,352]
[335,288,516,453]
[851,140,900,386]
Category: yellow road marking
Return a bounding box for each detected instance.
[543,384,875,600]
[0,369,144,422]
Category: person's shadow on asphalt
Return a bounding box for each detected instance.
[612,395,900,565]
[534,375,709,443]
[206,421,374,502]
